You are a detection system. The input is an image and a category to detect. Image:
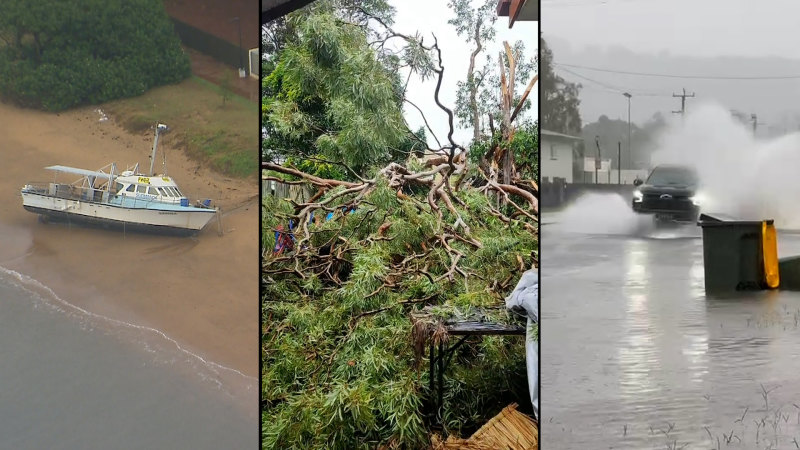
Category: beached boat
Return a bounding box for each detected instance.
[20,124,217,235]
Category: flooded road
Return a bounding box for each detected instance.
[542,212,800,449]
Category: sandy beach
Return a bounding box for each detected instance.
[0,102,258,411]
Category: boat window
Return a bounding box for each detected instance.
[147,186,158,195]
[168,187,179,197]
[157,187,169,197]
[174,188,183,197]
[125,184,135,192]
[115,182,123,192]
[136,185,147,194]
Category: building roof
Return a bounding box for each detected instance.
[496,0,538,28]
[263,0,316,23]
[541,129,583,141]
[165,0,259,48]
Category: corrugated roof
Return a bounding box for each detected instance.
[262,0,316,23]
[541,129,583,141]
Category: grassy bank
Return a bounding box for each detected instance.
[106,76,258,178]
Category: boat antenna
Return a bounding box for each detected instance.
[149,123,168,176]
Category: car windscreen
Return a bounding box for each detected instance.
[645,166,698,186]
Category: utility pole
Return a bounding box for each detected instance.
[594,136,601,185]
[623,92,632,169]
[672,88,696,117]
[617,141,621,185]
[751,113,758,136]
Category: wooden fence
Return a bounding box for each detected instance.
[262,178,312,203]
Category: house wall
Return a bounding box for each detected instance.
[541,137,574,183]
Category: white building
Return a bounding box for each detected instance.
[541,129,582,183]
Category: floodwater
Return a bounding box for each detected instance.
[542,208,800,449]
[0,268,257,450]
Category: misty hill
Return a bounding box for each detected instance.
[546,35,800,137]
[582,113,666,169]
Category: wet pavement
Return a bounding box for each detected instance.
[542,212,800,449]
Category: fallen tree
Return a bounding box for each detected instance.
[263,4,538,447]
[262,158,538,448]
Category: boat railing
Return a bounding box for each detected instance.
[21,182,50,195]
[23,182,110,203]
[25,181,214,210]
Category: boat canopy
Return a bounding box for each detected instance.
[45,165,114,180]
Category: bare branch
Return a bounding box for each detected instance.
[510,74,538,124]
[404,98,442,148]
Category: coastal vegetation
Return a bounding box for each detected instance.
[0,0,190,111]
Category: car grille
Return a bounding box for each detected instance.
[642,194,693,211]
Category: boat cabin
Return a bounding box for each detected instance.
[113,172,189,206]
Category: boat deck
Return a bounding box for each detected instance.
[22,183,214,212]
[24,183,108,203]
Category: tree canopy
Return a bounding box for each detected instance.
[582,112,667,169]
[0,0,190,111]
[469,120,539,181]
[262,5,426,176]
[540,37,581,135]
[449,0,497,141]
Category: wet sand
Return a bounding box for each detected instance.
[0,102,258,411]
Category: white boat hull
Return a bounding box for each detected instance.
[22,192,216,235]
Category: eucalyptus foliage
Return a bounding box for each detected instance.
[263,176,536,449]
[448,0,497,140]
[469,120,539,181]
[263,11,408,173]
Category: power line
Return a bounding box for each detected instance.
[557,66,627,92]
[557,66,673,97]
[555,62,800,80]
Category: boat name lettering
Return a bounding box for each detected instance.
[162,177,170,182]
[138,177,150,184]
[158,211,178,215]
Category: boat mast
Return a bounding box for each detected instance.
[149,123,168,176]
[108,162,116,193]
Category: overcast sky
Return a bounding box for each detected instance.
[542,0,800,130]
[543,0,800,59]
[391,0,538,150]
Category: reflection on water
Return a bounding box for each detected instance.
[619,239,658,400]
[542,230,800,449]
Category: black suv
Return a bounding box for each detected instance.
[632,164,701,223]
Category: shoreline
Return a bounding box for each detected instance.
[0,101,258,414]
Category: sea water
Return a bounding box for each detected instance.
[0,267,257,450]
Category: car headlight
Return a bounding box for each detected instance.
[690,193,705,206]
[633,190,643,202]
